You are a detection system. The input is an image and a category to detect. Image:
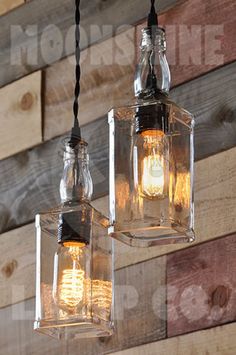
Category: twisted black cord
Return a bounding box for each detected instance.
[70,0,81,146]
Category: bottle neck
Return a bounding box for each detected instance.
[60,140,93,204]
[134,27,171,100]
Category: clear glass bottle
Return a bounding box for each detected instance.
[34,139,114,339]
[108,27,195,247]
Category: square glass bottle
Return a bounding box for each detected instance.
[34,140,114,339]
[108,28,195,247]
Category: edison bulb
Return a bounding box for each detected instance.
[53,241,86,313]
[139,130,168,199]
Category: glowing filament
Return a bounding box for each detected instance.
[142,152,164,197]
[58,243,85,310]
[60,268,85,308]
[140,130,166,198]
[54,242,112,315]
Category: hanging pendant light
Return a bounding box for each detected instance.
[108,0,195,247]
[34,0,114,339]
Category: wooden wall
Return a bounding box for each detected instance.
[0,0,236,354]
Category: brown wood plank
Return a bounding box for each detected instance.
[111,323,236,355]
[1,146,236,309]
[43,0,236,142]
[0,0,24,16]
[0,257,166,355]
[0,61,235,234]
[167,234,236,337]
[0,71,42,160]
[0,0,181,88]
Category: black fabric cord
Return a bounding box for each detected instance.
[146,0,159,94]
[70,0,81,147]
[148,0,158,28]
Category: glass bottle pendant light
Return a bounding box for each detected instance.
[34,0,114,339]
[108,0,195,247]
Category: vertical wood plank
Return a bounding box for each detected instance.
[0,71,42,160]
[167,234,236,337]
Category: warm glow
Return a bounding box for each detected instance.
[174,172,190,210]
[140,130,166,198]
[55,242,112,314]
[92,280,112,310]
[59,243,85,309]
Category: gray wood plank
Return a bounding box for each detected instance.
[0,256,166,355]
[0,0,181,87]
[0,62,236,234]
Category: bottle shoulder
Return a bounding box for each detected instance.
[35,201,109,228]
[109,96,194,125]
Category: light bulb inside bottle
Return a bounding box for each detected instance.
[53,241,86,313]
[140,130,168,199]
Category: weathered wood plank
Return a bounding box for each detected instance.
[112,323,236,355]
[170,61,236,160]
[0,71,42,160]
[44,0,236,141]
[1,146,236,308]
[137,0,236,87]
[44,27,135,140]
[167,234,236,337]
[0,61,235,233]
[0,257,166,355]
[0,0,182,88]
[0,0,24,16]
[0,224,34,308]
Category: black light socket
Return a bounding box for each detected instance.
[135,103,169,134]
[58,211,91,245]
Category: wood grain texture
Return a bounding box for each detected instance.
[170,61,236,160]
[44,28,135,140]
[0,224,35,308]
[0,61,235,233]
[0,257,166,355]
[0,71,42,160]
[0,0,24,16]
[112,323,236,355]
[0,0,181,88]
[167,234,236,337]
[137,0,236,87]
[43,0,236,142]
[2,146,236,308]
